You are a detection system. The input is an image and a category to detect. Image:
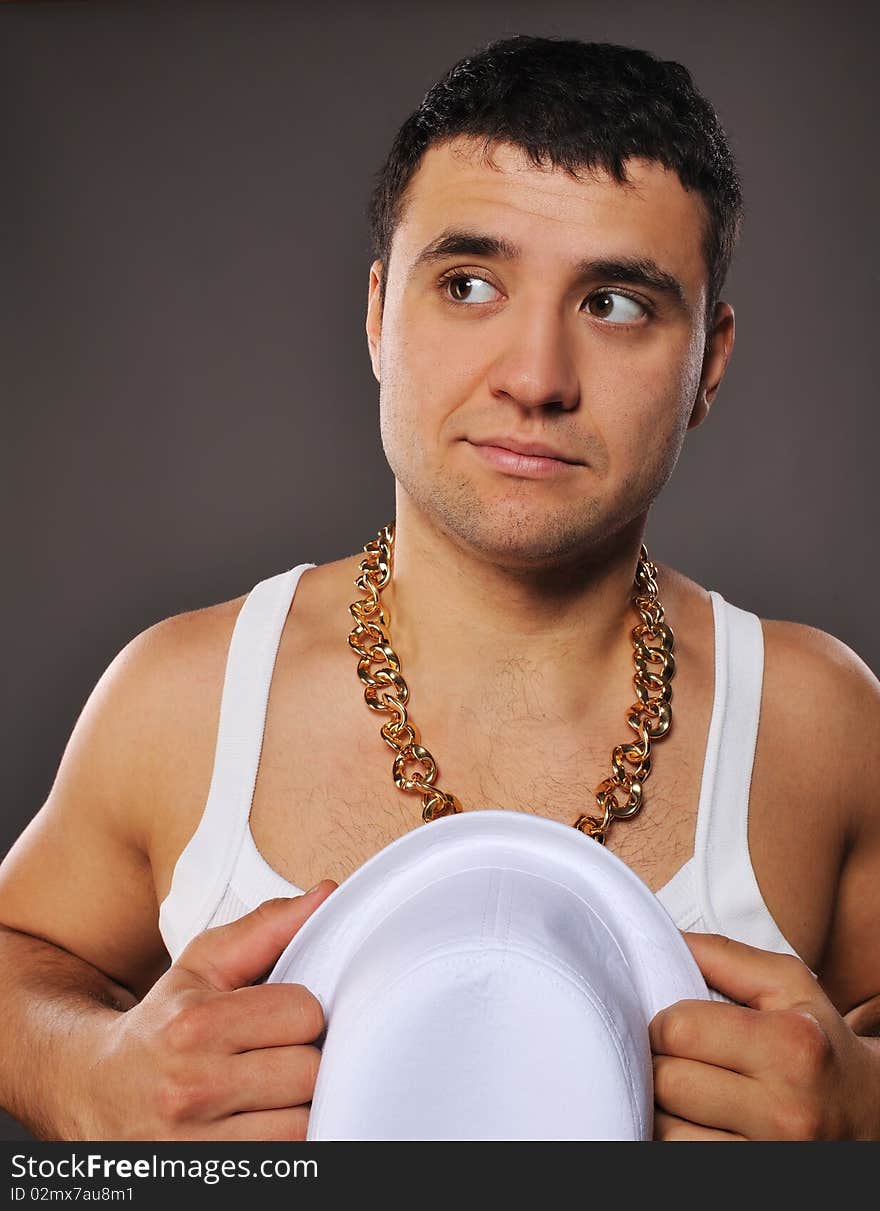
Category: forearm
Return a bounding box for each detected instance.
[0,925,137,1140]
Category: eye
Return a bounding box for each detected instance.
[441,273,501,304]
[585,290,648,324]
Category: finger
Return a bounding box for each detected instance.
[654,1109,746,1142]
[216,1044,322,1115]
[683,932,820,1012]
[650,999,778,1076]
[188,1106,312,1142]
[175,883,337,992]
[843,997,880,1037]
[193,982,326,1052]
[653,1054,757,1135]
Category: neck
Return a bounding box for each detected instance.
[374,499,650,733]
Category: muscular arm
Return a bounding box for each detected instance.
[0,603,331,1142]
[0,618,187,1136]
[0,929,137,1138]
[796,624,880,1022]
[652,621,880,1140]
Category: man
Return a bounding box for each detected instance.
[0,34,878,1141]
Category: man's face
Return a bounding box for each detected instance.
[366,136,733,568]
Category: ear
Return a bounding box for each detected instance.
[687,301,735,430]
[365,259,383,383]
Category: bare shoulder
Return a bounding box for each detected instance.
[658,558,878,718]
[0,587,254,993]
[755,617,880,1009]
[760,615,878,695]
[117,589,247,686]
[759,615,879,740]
[656,564,879,828]
[759,614,880,839]
[24,586,252,859]
[105,590,253,850]
[12,581,253,851]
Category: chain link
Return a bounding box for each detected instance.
[348,521,674,842]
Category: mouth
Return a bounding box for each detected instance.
[466,441,582,479]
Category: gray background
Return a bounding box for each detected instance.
[1,0,876,1141]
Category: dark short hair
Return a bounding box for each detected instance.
[368,35,744,327]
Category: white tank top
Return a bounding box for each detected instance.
[158,563,800,965]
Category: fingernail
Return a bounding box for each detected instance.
[304,881,325,897]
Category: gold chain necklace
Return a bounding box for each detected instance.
[347,521,675,843]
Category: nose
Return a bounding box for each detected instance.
[486,300,581,413]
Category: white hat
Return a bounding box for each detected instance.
[268,809,708,1140]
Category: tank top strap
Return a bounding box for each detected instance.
[158,562,316,958]
[692,591,797,956]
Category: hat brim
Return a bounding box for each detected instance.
[269,809,707,1140]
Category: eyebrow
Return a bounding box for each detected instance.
[409,227,690,311]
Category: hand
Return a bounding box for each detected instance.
[82,882,336,1140]
[649,933,880,1140]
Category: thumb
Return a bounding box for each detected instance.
[683,931,819,1011]
[176,879,337,991]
